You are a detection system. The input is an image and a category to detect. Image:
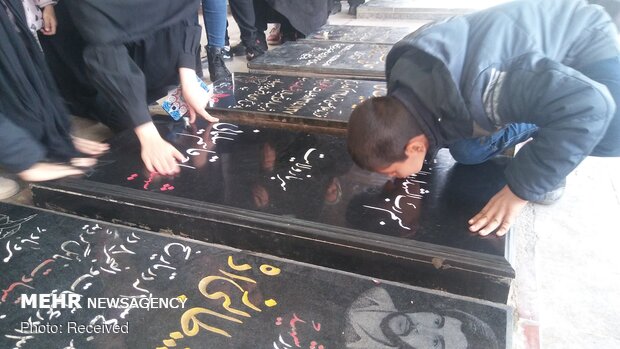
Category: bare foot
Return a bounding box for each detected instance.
[72,136,109,156]
[18,162,85,182]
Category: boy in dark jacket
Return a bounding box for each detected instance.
[347,0,620,237]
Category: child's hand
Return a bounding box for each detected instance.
[468,185,528,236]
[179,67,219,124]
[41,5,57,36]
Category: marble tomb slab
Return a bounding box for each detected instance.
[0,203,512,349]
[303,24,417,45]
[247,41,390,80]
[203,73,386,132]
[356,0,507,20]
[32,120,515,302]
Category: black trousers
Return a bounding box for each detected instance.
[229,0,259,46]
[254,0,300,40]
[332,0,365,6]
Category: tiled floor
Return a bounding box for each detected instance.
[3,3,620,348]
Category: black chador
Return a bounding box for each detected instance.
[41,0,201,131]
[0,0,77,173]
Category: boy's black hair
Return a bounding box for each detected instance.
[347,96,423,171]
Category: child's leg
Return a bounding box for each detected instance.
[230,0,258,47]
[448,123,538,165]
[202,0,227,48]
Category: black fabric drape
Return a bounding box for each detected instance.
[0,0,77,172]
[263,0,329,36]
[62,0,198,46]
[42,0,201,131]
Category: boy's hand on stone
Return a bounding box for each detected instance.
[468,185,528,236]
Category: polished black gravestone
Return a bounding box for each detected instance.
[247,41,389,80]
[357,0,488,20]
[0,203,511,349]
[204,73,386,132]
[32,120,515,303]
[304,25,417,45]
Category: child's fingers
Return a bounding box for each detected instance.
[188,108,197,124]
[196,108,219,123]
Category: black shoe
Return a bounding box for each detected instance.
[281,30,301,43]
[245,44,265,61]
[206,46,231,82]
[231,42,246,56]
[256,33,268,51]
[221,46,232,60]
[207,44,232,61]
[348,0,363,15]
[348,4,359,15]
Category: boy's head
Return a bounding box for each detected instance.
[347,96,429,178]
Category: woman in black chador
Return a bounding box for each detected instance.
[0,0,107,183]
[40,0,218,176]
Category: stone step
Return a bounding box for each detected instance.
[0,202,512,348]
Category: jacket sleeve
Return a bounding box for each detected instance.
[178,21,201,70]
[492,55,614,201]
[82,44,152,128]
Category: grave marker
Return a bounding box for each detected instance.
[247,42,389,80]
[304,24,417,45]
[0,203,512,348]
[357,0,504,20]
[203,73,385,132]
[32,120,515,302]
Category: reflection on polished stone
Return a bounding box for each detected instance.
[305,25,416,44]
[74,121,506,256]
[247,42,390,80]
[345,150,510,254]
[32,120,515,301]
[207,73,386,128]
[0,203,511,349]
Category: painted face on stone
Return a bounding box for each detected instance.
[382,312,467,349]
